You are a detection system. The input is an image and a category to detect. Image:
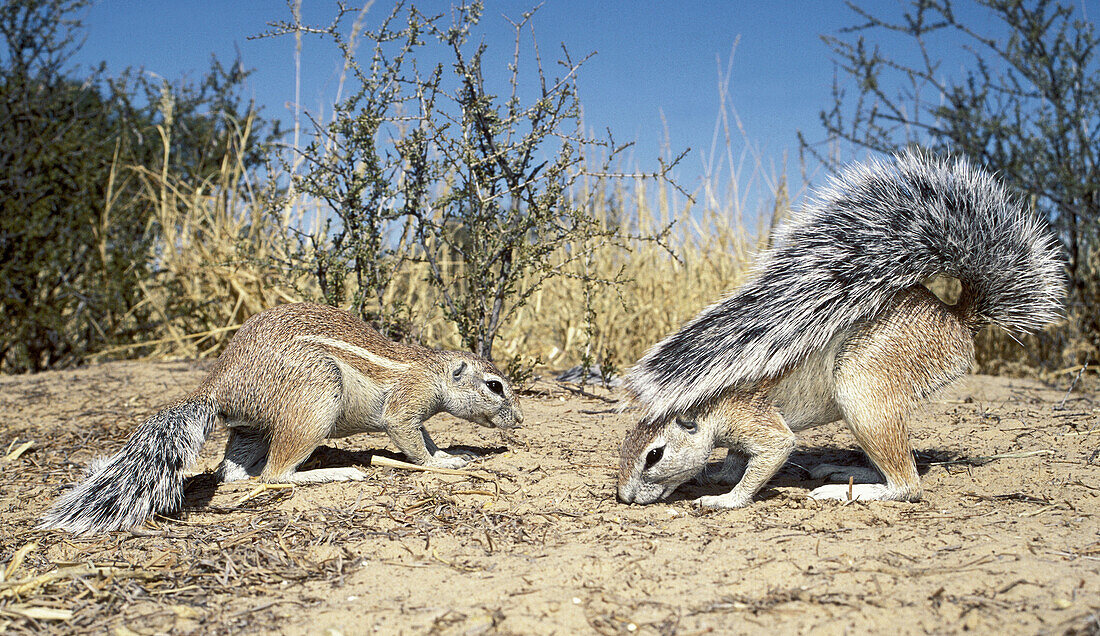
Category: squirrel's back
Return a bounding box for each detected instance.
[626,151,1064,423]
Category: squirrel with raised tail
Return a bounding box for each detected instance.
[617,151,1064,508]
[41,302,523,535]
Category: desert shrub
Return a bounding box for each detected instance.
[1,0,145,372]
[804,0,1100,373]
[262,2,682,361]
[0,0,281,372]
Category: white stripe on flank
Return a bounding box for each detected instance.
[297,335,411,371]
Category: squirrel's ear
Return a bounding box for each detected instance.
[676,418,698,434]
[451,361,469,381]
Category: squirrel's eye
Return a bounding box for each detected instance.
[644,446,664,470]
[677,418,698,433]
[486,380,504,395]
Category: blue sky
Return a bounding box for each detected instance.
[70,1,1098,216]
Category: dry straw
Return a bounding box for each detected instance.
[95,100,781,373]
[88,40,1074,377]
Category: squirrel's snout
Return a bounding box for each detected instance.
[492,408,522,429]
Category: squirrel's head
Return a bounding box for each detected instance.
[442,354,523,429]
[617,415,714,504]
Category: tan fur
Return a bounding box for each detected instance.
[195,303,523,483]
[828,287,974,498]
[618,285,978,506]
[693,384,796,508]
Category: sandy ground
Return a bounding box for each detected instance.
[0,359,1098,635]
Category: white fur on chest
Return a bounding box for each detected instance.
[328,356,390,437]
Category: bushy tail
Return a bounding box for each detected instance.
[40,395,217,534]
[626,151,1065,423]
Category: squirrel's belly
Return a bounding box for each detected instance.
[771,334,845,431]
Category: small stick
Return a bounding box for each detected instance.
[370,455,494,480]
[3,440,34,462]
[0,606,74,621]
[1056,361,1089,411]
[234,457,494,508]
[1,542,36,582]
[236,483,294,505]
[1019,504,1062,518]
[0,565,160,599]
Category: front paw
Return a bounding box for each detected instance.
[694,493,752,509]
[424,452,470,470]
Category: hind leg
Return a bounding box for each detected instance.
[263,437,367,483]
[809,395,921,502]
[272,466,366,483]
[812,289,973,502]
[262,424,367,484]
[219,426,365,484]
[217,427,269,482]
[259,391,367,484]
[811,340,924,502]
[808,464,883,485]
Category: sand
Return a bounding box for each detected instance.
[0,360,1097,634]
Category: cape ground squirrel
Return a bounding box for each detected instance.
[618,151,1064,508]
[42,302,523,534]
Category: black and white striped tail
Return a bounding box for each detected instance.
[40,396,216,534]
[626,151,1065,423]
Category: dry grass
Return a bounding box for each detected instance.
[93,113,772,373]
[90,112,308,363]
[0,466,526,634]
[88,106,1089,379]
